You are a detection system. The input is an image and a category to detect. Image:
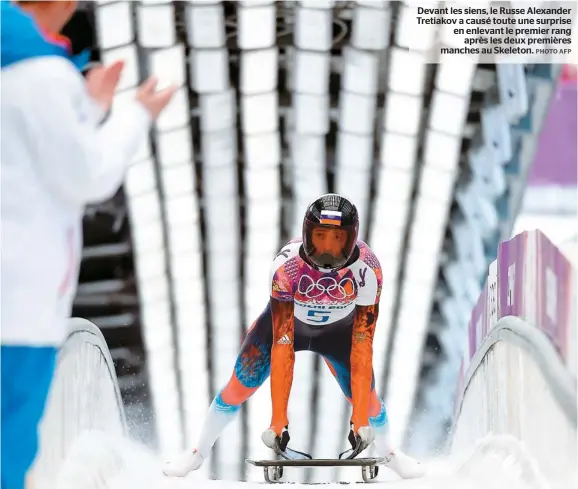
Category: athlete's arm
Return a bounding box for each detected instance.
[20,58,151,206]
[269,297,295,435]
[350,303,379,431]
[350,246,383,432]
[267,247,298,435]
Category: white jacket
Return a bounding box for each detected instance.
[1,56,151,346]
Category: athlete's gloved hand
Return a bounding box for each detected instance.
[262,425,290,452]
[354,426,375,451]
[341,423,375,458]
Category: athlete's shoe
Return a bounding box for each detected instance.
[383,448,426,479]
[162,449,204,477]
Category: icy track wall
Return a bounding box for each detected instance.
[30,318,127,489]
[450,229,577,483]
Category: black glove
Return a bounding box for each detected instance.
[340,422,375,459]
[278,426,290,452]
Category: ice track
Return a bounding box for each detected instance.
[31,305,577,489]
[47,431,564,489]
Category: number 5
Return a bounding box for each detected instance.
[307,310,330,323]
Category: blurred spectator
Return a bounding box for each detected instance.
[1,2,176,488]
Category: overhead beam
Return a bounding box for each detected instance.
[76,279,126,296]
[82,242,131,260]
[87,313,136,329]
[73,293,139,307]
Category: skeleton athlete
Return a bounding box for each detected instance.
[164,194,425,480]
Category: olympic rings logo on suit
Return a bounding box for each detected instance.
[297,275,356,300]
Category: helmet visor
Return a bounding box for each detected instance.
[305,223,355,269]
